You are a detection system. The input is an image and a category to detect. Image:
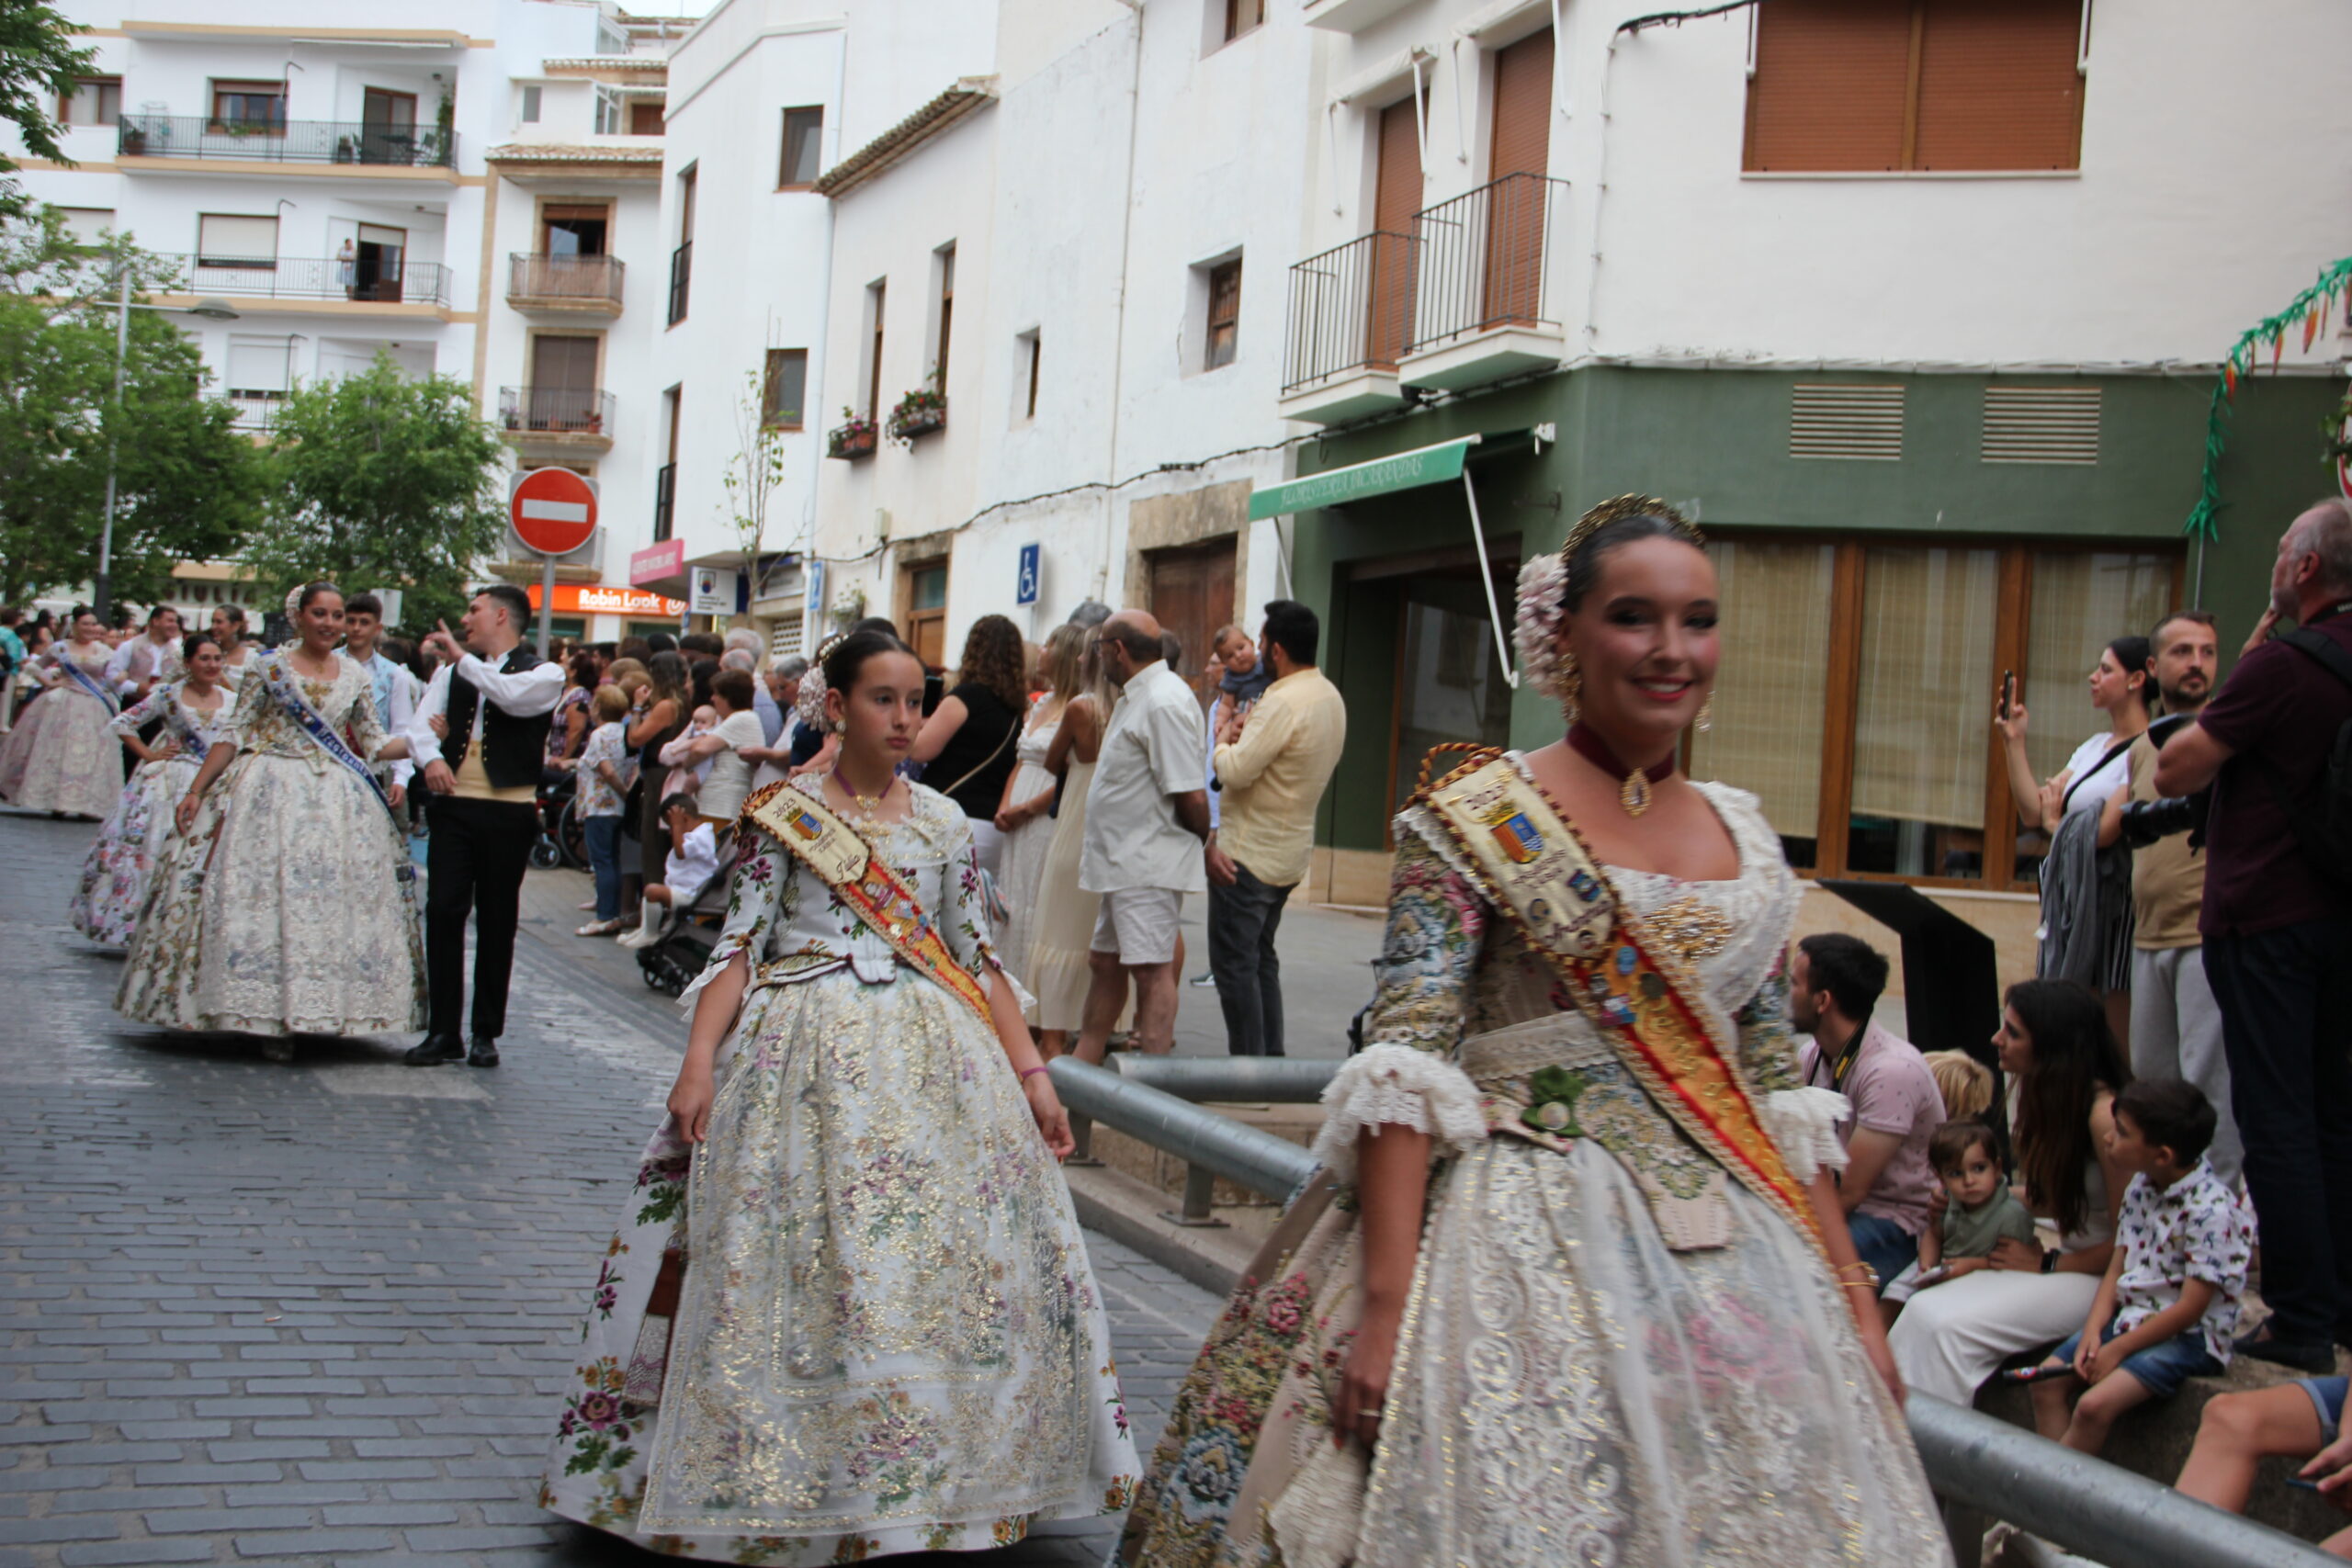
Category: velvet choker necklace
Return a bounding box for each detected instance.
[1566,722,1678,818]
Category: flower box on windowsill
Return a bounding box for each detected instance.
[828,422,877,460]
[888,402,946,442]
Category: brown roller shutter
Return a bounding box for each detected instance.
[1743,0,1912,173]
[1914,0,2082,170]
[1368,95,1420,368]
[1490,28,1552,179]
[1486,28,1555,326]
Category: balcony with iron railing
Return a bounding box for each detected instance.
[1398,172,1571,390]
[507,253,625,314]
[1278,229,1418,424]
[666,241,692,326]
[652,462,676,542]
[117,115,457,169]
[160,253,450,308]
[498,386,616,450]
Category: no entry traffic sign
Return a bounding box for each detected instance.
[509,468,598,556]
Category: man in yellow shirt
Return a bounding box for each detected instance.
[1204,601,1347,1056]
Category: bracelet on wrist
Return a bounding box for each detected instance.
[1019,1065,1050,1082]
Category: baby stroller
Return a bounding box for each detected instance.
[637,821,736,998]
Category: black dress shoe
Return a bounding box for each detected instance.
[466,1037,500,1068]
[403,1032,464,1066]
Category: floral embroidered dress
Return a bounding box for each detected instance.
[114,650,424,1037]
[0,639,122,818]
[541,773,1137,1562]
[1124,757,1951,1568]
[68,682,232,949]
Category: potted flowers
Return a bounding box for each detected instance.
[827,409,879,459]
[885,373,946,443]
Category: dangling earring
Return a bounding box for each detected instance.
[1557,657,1582,726]
[833,717,848,735]
[1696,694,1713,734]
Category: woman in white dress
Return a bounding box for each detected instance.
[70,633,232,949]
[1124,499,1950,1568]
[993,622,1085,987]
[542,628,1137,1561]
[0,606,123,819]
[116,583,424,1055]
[1023,648,1131,1054]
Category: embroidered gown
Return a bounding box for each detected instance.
[114,650,424,1037]
[1123,758,1951,1568]
[541,774,1137,1562]
[0,639,122,818]
[69,682,232,949]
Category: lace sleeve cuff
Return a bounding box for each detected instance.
[982,953,1036,1017]
[1311,1043,1487,1180]
[1761,1087,1851,1183]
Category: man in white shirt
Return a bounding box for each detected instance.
[1075,610,1210,1064]
[401,586,564,1068]
[105,604,182,698]
[341,592,415,807]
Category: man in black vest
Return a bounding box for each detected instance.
[402,585,563,1066]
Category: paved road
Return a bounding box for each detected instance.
[0,812,1218,1567]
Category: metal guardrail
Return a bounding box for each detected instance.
[1908,1395,2339,1567]
[1282,230,1415,394]
[159,253,450,306]
[1407,172,1569,356]
[1052,1055,2335,1565]
[499,385,616,437]
[118,115,456,168]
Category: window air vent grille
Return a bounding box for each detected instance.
[1982,386,2100,465]
[1790,384,1904,461]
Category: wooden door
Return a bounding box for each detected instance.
[354,221,405,302]
[1369,96,1420,368]
[1484,28,1553,327]
[360,88,416,164]
[1147,539,1237,698]
[900,559,948,669]
[529,335,598,430]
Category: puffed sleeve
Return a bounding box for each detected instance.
[214,656,271,743]
[1310,830,1489,1179]
[346,678,389,763]
[675,826,794,1013]
[1740,953,1851,1181]
[937,810,1035,1012]
[108,686,170,739]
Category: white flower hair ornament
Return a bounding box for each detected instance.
[795,634,843,728]
[1515,495,1703,704]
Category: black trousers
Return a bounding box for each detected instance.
[1207,860,1295,1056]
[424,795,537,1041]
[2205,914,2352,1347]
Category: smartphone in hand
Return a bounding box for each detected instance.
[1999,670,2016,721]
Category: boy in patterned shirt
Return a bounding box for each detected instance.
[2029,1078,2252,1455]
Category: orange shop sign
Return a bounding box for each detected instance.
[526,584,686,617]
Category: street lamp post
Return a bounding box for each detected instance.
[90,274,239,623]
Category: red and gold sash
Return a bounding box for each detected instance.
[741,782,994,1027]
[1415,751,1824,1251]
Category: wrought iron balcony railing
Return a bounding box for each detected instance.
[508,253,625,306]
[162,253,450,306]
[1405,173,1569,355]
[1282,230,1416,394]
[118,115,457,167]
[499,385,615,437]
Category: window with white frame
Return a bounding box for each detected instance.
[594,85,624,135]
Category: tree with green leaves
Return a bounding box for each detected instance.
[245,351,508,635]
[721,364,793,614]
[0,209,259,605]
[0,2,97,217]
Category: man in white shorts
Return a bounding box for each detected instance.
[1075,609,1209,1063]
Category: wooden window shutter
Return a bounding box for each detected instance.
[1914,0,2082,171]
[1743,0,1912,173]
[1368,96,1422,368]
[1489,28,1553,180]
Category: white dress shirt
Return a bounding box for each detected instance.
[403,649,566,770]
[106,632,182,696]
[1080,659,1207,896]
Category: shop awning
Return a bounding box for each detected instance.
[1247,434,1479,521]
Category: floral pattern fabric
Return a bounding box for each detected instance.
[576,719,632,818]
[0,640,121,818]
[114,651,424,1037]
[68,682,231,948]
[1122,766,1951,1568]
[541,775,1136,1561]
[2110,1157,2254,1362]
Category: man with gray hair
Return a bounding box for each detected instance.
[2156,496,2352,1371]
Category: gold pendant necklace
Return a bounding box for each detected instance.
[1568,721,1675,819]
[836,770,890,824]
[1619,770,1654,818]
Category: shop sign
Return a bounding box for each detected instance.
[526,584,686,617]
[690,567,741,615]
[629,538,685,588]
[1247,435,1479,521]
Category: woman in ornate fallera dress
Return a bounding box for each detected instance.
[1122,500,1952,1568]
[70,632,232,949]
[541,628,1136,1563]
[115,583,424,1054]
[0,606,124,820]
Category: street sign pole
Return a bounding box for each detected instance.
[538,553,556,659]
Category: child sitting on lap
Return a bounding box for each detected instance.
[2030,1079,2252,1455]
[1913,1119,2041,1284]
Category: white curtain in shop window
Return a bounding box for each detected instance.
[1851,547,1998,829]
[1688,539,1835,841]
[2022,551,2177,786]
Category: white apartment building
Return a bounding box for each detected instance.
[14,0,693,643]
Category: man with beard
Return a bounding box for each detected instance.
[2101,609,2237,1183]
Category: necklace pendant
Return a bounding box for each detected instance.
[1620,770,1653,818]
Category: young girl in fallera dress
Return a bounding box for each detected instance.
[0,606,123,820]
[70,632,232,949]
[542,628,1136,1562]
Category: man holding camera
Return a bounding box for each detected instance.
[2101,609,2237,1184]
[2155,498,2352,1371]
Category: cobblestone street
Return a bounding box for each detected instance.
[0,812,1219,1567]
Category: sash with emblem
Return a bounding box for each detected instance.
[740,781,995,1027]
[1415,750,1824,1252]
